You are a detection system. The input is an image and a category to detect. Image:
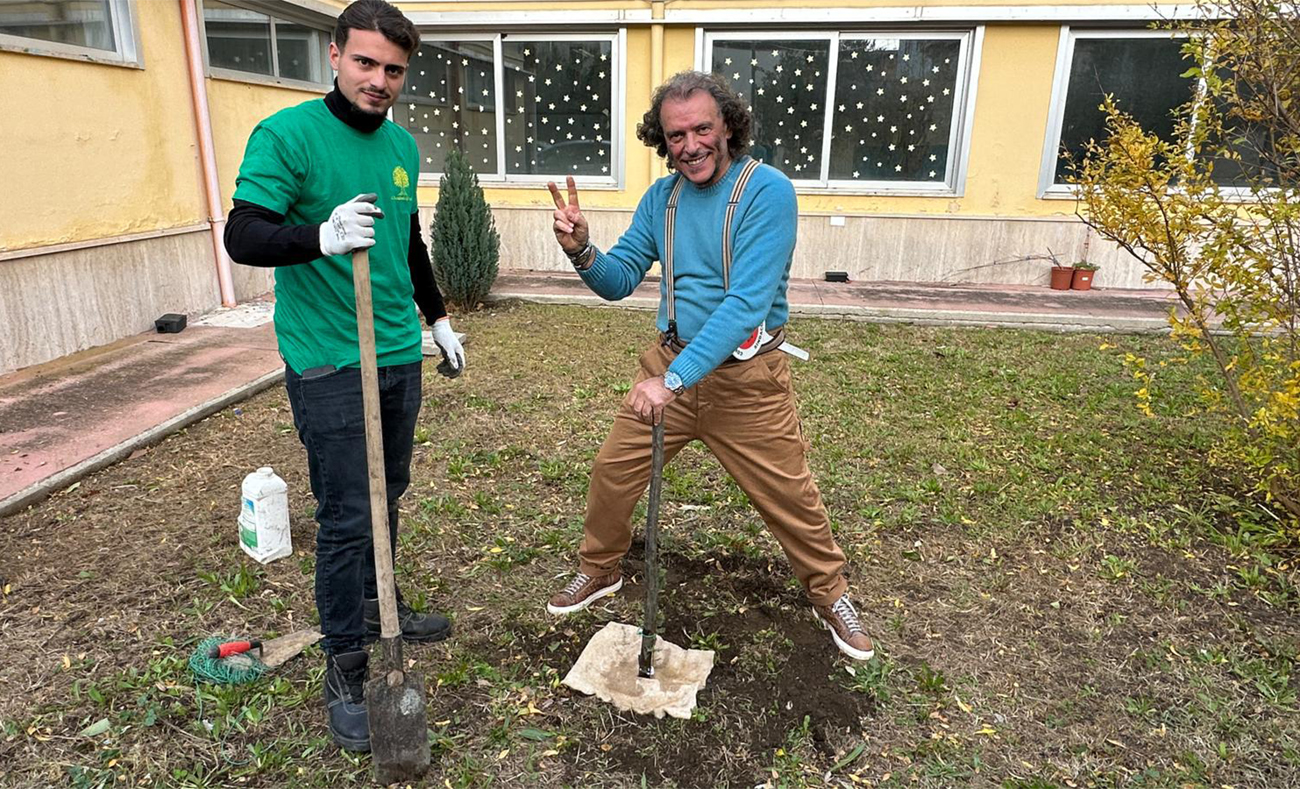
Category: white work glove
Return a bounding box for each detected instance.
[319,193,383,256]
[431,318,465,372]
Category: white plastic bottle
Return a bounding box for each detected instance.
[238,467,292,564]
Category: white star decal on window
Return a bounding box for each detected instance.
[895,164,903,171]
[773,138,782,145]
[888,143,896,151]
[900,77,908,84]
[877,88,884,95]
[724,57,732,65]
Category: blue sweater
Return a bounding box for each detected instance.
[579,157,798,389]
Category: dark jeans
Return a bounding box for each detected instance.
[284,360,422,654]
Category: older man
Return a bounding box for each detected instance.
[544,71,875,662]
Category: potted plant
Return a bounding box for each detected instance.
[1046,248,1075,290]
[1071,261,1099,291]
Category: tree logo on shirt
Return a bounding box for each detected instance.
[392,166,411,201]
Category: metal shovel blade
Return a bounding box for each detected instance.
[366,640,430,784]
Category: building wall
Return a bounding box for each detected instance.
[0,2,329,373]
[405,4,1162,286]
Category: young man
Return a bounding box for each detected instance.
[224,0,462,752]
[545,71,875,662]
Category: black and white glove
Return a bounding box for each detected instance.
[431,318,465,373]
[319,193,384,256]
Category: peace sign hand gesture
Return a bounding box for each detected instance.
[547,176,589,256]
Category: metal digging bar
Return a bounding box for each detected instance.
[638,421,665,678]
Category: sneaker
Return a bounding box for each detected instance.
[324,650,370,752]
[364,593,452,644]
[813,594,875,661]
[546,571,623,615]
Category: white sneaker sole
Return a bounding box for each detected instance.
[546,578,623,616]
[815,610,875,661]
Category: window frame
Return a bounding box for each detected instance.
[0,0,142,68]
[699,27,982,197]
[402,29,626,189]
[1038,26,1199,200]
[198,0,335,92]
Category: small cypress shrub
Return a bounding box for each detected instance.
[430,149,500,311]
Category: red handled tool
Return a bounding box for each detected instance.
[207,639,262,659]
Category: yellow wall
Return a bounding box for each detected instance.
[0,1,203,251]
[0,2,331,252]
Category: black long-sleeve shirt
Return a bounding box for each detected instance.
[223,85,446,324]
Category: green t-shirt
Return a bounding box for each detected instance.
[232,99,422,374]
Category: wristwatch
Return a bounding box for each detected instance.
[662,370,685,395]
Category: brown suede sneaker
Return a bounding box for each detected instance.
[813,593,876,661]
[546,571,623,615]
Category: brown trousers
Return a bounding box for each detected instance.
[578,340,848,606]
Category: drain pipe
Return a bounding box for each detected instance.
[179,0,237,307]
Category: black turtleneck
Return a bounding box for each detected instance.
[224,83,447,324]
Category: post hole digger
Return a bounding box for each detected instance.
[561,422,716,719]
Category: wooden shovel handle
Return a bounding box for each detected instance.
[352,249,400,643]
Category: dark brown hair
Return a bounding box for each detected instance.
[636,70,753,164]
[335,0,420,56]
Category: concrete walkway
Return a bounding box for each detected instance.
[0,273,1177,517]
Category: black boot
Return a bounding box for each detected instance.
[364,592,452,644]
[323,650,370,752]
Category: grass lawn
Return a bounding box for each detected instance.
[1,303,1298,788]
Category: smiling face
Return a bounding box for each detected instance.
[660,90,733,187]
[329,28,409,117]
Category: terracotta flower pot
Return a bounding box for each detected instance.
[1071,268,1095,291]
[1050,266,1075,290]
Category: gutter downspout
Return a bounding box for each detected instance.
[650,1,666,181]
[179,0,236,307]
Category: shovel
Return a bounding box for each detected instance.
[352,248,430,783]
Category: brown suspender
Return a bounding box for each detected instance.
[663,158,763,339]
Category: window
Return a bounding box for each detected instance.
[1040,29,1196,195]
[0,0,139,64]
[705,30,976,193]
[397,32,622,185]
[202,0,331,87]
